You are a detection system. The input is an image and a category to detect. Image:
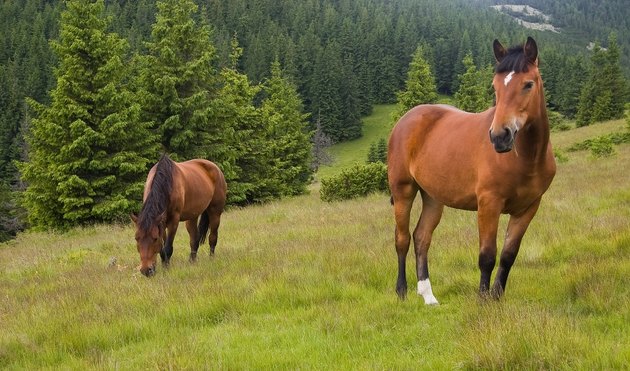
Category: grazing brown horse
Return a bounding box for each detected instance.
[131,154,227,277]
[387,37,556,304]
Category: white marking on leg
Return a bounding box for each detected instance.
[504,71,515,86]
[417,279,439,305]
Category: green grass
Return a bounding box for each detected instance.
[317,104,396,179]
[1,115,629,369]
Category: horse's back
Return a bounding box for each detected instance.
[388,104,493,209]
[174,159,227,218]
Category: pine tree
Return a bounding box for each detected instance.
[18,0,157,229]
[366,137,388,164]
[311,41,344,142]
[576,44,607,127]
[214,37,267,204]
[135,0,223,162]
[454,53,493,113]
[604,33,627,119]
[260,60,313,197]
[393,45,438,121]
[576,34,628,126]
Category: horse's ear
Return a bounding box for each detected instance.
[130,213,138,224]
[493,39,507,63]
[524,36,538,65]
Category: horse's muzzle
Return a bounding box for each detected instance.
[140,264,156,277]
[489,127,516,153]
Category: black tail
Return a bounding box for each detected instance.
[198,212,210,245]
[390,195,394,205]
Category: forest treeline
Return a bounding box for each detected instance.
[0,0,629,238]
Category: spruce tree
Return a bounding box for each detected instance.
[260,60,313,197]
[576,34,628,126]
[393,45,438,121]
[454,53,493,113]
[603,33,627,119]
[576,44,607,127]
[214,37,267,204]
[135,0,223,162]
[19,0,157,229]
[311,41,347,142]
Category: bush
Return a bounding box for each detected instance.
[568,132,630,152]
[320,163,389,202]
[366,138,388,164]
[553,148,569,163]
[548,110,572,132]
[589,136,616,158]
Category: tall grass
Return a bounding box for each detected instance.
[0,118,628,369]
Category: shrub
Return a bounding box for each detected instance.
[548,111,572,132]
[320,163,389,202]
[553,148,569,164]
[568,132,630,152]
[366,138,388,164]
[589,136,616,158]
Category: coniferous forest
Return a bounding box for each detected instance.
[0,0,628,238]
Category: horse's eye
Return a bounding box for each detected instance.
[524,81,534,90]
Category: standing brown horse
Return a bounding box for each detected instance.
[387,37,556,304]
[131,154,227,277]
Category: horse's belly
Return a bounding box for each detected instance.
[424,183,478,210]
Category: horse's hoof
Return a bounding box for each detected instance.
[396,286,408,300]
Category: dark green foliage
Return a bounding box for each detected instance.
[367,138,388,164]
[259,60,313,197]
[213,38,264,205]
[18,0,158,229]
[310,40,362,142]
[320,163,388,202]
[454,53,494,113]
[576,34,628,127]
[548,111,572,132]
[134,0,224,162]
[393,45,438,122]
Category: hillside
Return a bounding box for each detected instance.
[1,111,629,368]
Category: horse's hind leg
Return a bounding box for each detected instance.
[492,197,541,299]
[413,191,444,305]
[186,218,200,262]
[391,182,418,299]
[207,208,223,255]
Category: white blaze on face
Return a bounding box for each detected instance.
[504,71,515,86]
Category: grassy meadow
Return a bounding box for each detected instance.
[1,108,629,369]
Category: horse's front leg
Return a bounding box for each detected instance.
[492,197,542,299]
[161,219,179,267]
[477,196,502,297]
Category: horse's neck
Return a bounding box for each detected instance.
[517,103,551,163]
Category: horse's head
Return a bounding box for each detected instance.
[131,212,165,277]
[490,37,543,153]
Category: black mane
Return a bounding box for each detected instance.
[495,45,530,74]
[138,154,174,232]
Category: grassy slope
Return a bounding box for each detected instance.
[316,104,396,179]
[1,116,629,369]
